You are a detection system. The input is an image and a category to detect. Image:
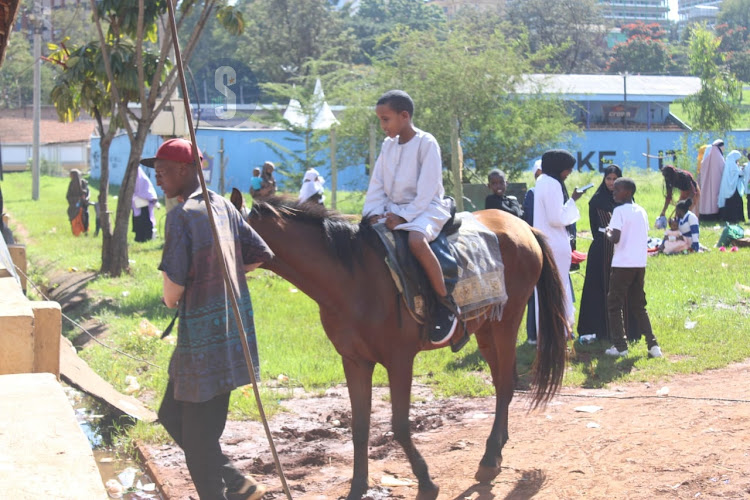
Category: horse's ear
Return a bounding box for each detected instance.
[230,188,244,212]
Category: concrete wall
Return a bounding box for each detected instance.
[0,237,60,378]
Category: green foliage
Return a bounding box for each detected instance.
[506,0,608,73]
[343,0,447,64]
[681,26,743,131]
[363,25,577,180]
[255,79,336,189]
[607,37,674,75]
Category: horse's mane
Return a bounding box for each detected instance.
[249,196,382,270]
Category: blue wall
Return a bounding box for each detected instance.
[538,129,750,173]
[89,128,370,195]
[90,128,750,194]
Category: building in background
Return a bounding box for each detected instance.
[599,0,670,25]
[678,0,722,26]
[427,0,504,17]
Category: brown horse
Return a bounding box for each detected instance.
[246,197,568,500]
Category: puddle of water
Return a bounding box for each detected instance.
[64,384,164,499]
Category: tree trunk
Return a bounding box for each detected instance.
[98,131,116,273]
[104,126,150,277]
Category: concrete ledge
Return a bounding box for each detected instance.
[0,373,107,499]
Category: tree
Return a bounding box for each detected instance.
[606,22,674,75]
[46,38,160,269]
[47,0,243,276]
[334,24,577,182]
[717,0,750,82]
[192,0,355,84]
[255,78,335,190]
[681,26,742,131]
[343,0,447,64]
[506,0,609,74]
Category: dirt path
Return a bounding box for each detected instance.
[141,360,750,500]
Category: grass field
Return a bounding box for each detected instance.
[3,169,750,432]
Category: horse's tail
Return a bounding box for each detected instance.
[529,228,568,408]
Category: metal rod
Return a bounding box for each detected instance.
[163,1,293,497]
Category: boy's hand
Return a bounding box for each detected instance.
[367,215,382,225]
[385,213,406,231]
[571,189,583,201]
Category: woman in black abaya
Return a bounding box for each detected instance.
[577,165,640,343]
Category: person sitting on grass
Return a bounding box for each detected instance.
[363,89,460,345]
[604,177,662,359]
[675,198,700,252]
[658,217,690,255]
[485,168,523,218]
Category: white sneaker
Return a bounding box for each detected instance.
[648,345,663,358]
[604,345,628,357]
[527,339,537,345]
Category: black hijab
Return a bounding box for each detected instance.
[589,164,622,213]
[541,149,576,202]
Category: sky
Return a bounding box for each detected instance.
[668,0,678,21]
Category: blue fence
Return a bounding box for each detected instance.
[90,128,750,195]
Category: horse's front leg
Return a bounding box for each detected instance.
[342,356,375,500]
[388,356,439,500]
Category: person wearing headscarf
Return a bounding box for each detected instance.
[718,150,745,224]
[577,165,640,344]
[66,169,89,236]
[698,139,725,221]
[533,149,582,335]
[659,164,700,222]
[256,161,277,199]
[299,168,325,204]
[522,160,543,344]
[132,166,159,242]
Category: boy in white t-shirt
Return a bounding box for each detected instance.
[604,178,662,358]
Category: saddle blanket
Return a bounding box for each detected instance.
[374,212,508,322]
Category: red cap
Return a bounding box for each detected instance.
[140,138,202,168]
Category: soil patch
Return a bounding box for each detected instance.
[140,364,750,499]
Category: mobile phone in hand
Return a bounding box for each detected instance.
[577,182,595,193]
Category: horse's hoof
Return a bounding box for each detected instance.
[415,486,439,500]
[474,465,501,483]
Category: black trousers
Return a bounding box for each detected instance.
[607,267,657,352]
[158,381,245,499]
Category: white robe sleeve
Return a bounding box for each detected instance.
[362,148,388,217]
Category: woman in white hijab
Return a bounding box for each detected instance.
[533,150,583,336]
[299,168,326,204]
[718,150,745,223]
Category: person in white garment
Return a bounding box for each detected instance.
[298,168,326,204]
[362,89,458,345]
[533,149,583,336]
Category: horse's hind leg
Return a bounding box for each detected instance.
[343,356,375,500]
[474,316,520,483]
[388,357,439,500]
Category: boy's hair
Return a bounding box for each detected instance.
[488,169,506,182]
[253,167,260,175]
[614,177,636,195]
[377,90,414,117]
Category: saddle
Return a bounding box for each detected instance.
[372,211,508,350]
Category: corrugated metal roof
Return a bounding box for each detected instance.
[519,74,702,102]
[0,117,96,145]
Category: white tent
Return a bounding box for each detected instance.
[282,79,338,130]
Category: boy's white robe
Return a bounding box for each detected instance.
[533,174,580,328]
[363,129,451,241]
